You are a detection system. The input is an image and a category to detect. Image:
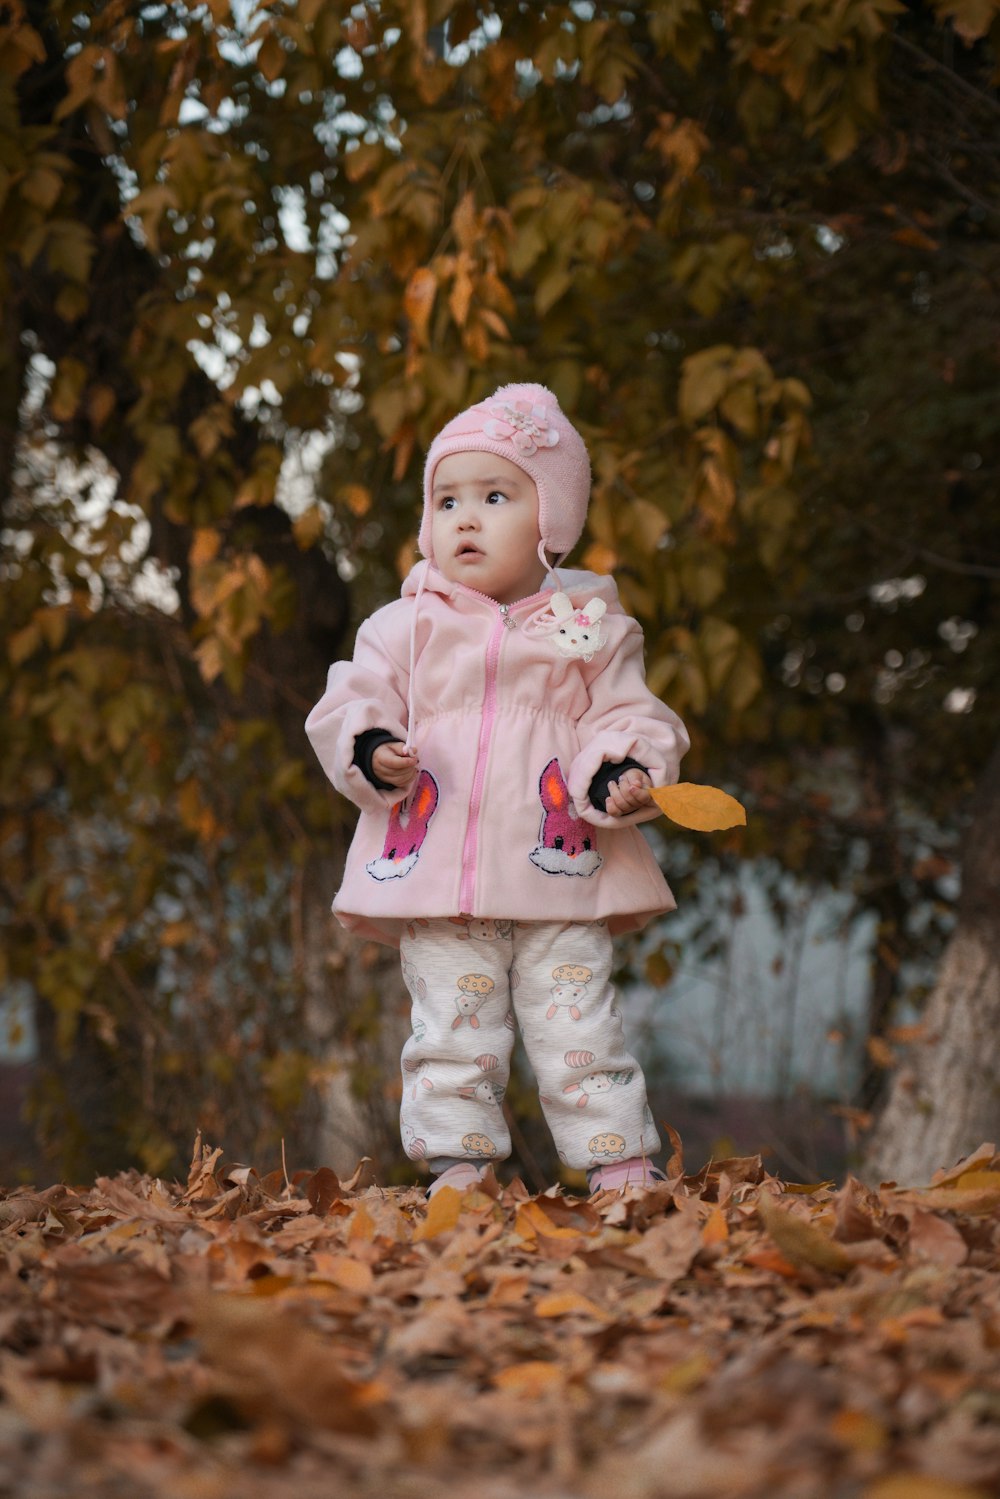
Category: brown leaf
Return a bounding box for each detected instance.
[92,1177,192,1226]
[0,1186,79,1228]
[631,1211,702,1284]
[311,1253,374,1294]
[339,1157,378,1193]
[757,1194,853,1275]
[929,1143,999,1187]
[305,1167,342,1217]
[413,1186,464,1241]
[833,1175,888,1244]
[192,1292,387,1433]
[50,1259,180,1334]
[897,1178,1000,1216]
[863,1479,991,1499]
[183,1133,225,1201]
[492,1360,564,1395]
[905,1207,969,1267]
[404,266,437,345]
[534,1291,612,1321]
[664,1122,685,1176]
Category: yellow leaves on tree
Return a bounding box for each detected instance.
[401,195,514,379]
[403,265,437,348]
[646,112,711,198]
[929,0,999,44]
[189,539,274,687]
[53,44,128,122]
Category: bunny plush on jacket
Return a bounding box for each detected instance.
[306,384,689,1197]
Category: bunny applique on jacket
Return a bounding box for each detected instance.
[305,564,689,947]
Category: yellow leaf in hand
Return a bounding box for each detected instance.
[650,783,747,831]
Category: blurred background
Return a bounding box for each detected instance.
[2,0,998,1189]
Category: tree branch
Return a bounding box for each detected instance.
[890,32,1000,121]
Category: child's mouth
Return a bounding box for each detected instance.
[456,544,482,559]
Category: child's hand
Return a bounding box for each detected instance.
[605,768,652,817]
[372,741,420,790]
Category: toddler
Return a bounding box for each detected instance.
[306,384,689,1196]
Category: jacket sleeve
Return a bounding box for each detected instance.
[305,609,412,814]
[567,618,689,829]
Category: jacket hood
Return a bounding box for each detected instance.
[400,561,625,614]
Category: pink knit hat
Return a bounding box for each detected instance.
[419,383,592,564]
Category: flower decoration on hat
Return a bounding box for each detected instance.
[483,398,560,457]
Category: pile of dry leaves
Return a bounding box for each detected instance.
[2,1132,999,1499]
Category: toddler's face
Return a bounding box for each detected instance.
[430,451,546,605]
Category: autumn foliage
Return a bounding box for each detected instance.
[3,1134,1000,1496]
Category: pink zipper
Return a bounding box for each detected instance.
[457,587,549,914]
[459,608,505,914]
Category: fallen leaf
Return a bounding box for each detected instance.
[183,1132,225,1201]
[192,1292,387,1433]
[659,1352,713,1395]
[830,1407,888,1452]
[899,1182,1000,1216]
[863,1478,991,1499]
[413,1186,463,1241]
[928,1143,999,1188]
[339,1157,378,1193]
[701,1206,729,1245]
[311,1252,375,1293]
[348,1202,377,1243]
[905,1207,969,1266]
[516,1197,594,1242]
[534,1291,612,1320]
[305,1167,342,1216]
[743,1245,801,1278]
[493,1360,564,1395]
[757,1195,853,1275]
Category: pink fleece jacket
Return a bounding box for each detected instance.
[305,564,689,947]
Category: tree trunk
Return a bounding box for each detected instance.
[242,514,409,1176]
[861,739,1000,1186]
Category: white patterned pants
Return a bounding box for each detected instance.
[398,918,660,1173]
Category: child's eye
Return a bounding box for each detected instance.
[485,490,509,505]
[439,496,456,510]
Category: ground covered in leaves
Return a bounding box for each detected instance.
[2,1136,1000,1499]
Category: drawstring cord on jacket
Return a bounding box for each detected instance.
[538,537,563,590]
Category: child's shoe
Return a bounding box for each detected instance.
[588,1156,668,1193]
[425,1161,488,1199]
